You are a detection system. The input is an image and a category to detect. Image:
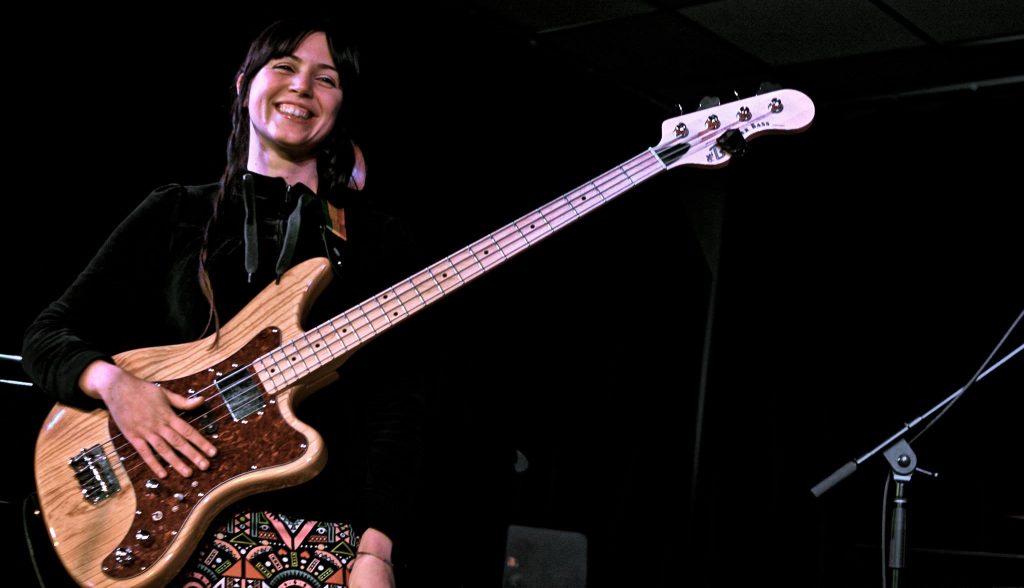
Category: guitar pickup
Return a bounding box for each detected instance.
[216,368,265,422]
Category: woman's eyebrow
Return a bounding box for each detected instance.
[278,53,338,72]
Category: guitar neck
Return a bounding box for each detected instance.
[254,149,667,392]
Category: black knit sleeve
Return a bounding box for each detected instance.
[21,185,190,407]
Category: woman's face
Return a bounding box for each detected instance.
[246,31,343,160]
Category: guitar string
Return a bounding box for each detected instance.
[71,146,668,494]
[72,110,756,493]
[70,111,750,494]
[72,107,772,494]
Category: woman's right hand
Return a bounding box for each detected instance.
[79,360,218,478]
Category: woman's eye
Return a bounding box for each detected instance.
[317,76,338,87]
[272,63,295,72]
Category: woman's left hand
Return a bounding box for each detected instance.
[348,555,396,588]
[348,528,395,588]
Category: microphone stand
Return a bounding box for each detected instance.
[810,341,1024,585]
[811,342,1022,498]
[881,438,931,588]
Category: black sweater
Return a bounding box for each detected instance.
[22,173,428,541]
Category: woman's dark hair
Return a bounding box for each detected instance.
[199,18,361,339]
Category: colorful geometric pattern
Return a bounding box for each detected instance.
[173,511,359,587]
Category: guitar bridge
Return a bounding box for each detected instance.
[69,445,121,504]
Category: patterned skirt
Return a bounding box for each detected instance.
[173,510,359,587]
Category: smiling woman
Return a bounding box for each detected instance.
[22,17,428,588]
[246,32,345,166]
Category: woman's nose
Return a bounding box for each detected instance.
[289,73,312,95]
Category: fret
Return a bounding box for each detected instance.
[377,289,410,324]
[540,196,574,231]
[305,327,333,365]
[403,277,428,309]
[411,270,444,307]
[563,186,588,218]
[352,304,381,338]
[618,165,636,188]
[281,341,311,380]
[513,211,552,249]
[450,247,484,281]
[492,223,528,257]
[488,235,508,260]
[460,244,488,275]
[272,348,299,385]
[468,237,504,272]
[388,288,412,318]
[267,350,290,392]
[334,316,365,346]
[297,332,326,369]
[370,296,394,329]
[416,268,446,303]
[429,258,463,292]
[576,183,605,214]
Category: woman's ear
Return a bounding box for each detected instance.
[349,142,366,191]
[235,73,244,97]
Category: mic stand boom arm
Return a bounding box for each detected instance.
[810,342,1024,498]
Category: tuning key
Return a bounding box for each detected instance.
[737,106,752,121]
[697,96,721,111]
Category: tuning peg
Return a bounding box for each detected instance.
[697,96,721,111]
[757,82,781,95]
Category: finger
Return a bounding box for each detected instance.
[147,434,193,478]
[167,390,206,410]
[127,435,168,479]
[162,423,211,470]
[172,417,218,458]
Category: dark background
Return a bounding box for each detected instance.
[2,2,1022,586]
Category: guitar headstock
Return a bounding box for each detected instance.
[653,88,815,169]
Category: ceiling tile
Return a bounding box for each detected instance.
[473,0,656,32]
[539,11,762,97]
[884,0,1024,43]
[679,0,926,64]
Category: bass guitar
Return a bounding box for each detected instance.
[35,88,814,586]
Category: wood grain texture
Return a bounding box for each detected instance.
[34,258,336,587]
